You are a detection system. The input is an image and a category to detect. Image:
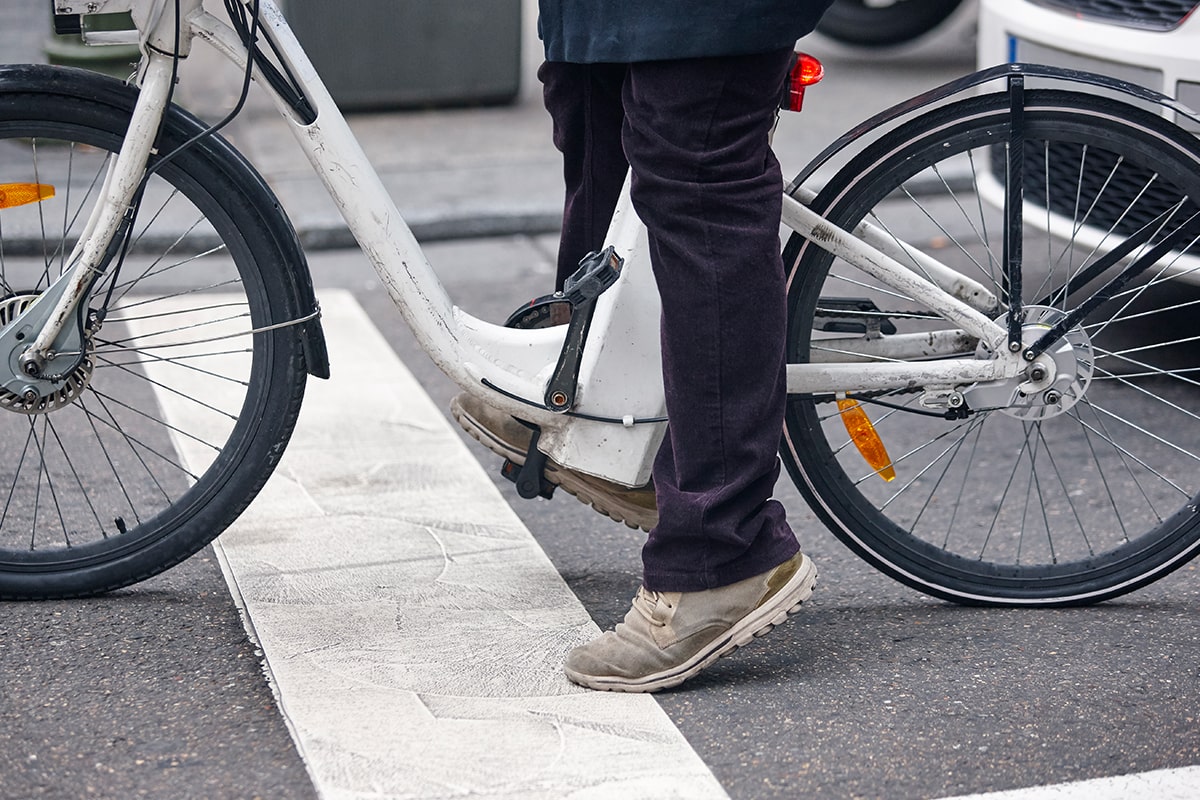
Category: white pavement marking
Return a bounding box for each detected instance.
[934,766,1200,800]
[152,290,726,800]
[130,288,1200,800]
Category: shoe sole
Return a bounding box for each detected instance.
[450,397,657,533]
[563,553,818,693]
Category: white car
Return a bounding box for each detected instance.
[978,0,1200,131]
[977,0,1200,282]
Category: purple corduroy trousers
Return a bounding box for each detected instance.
[539,49,801,592]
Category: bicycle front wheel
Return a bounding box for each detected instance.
[0,69,311,598]
[782,89,1200,605]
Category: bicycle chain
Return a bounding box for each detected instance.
[811,307,940,321]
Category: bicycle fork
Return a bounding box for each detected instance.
[0,44,178,405]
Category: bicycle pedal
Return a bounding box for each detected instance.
[562,246,622,307]
[501,458,556,500]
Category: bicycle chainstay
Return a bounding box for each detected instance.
[808,301,976,410]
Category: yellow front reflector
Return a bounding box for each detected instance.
[837,398,896,482]
[0,183,55,210]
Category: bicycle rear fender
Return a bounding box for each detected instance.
[0,63,330,379]
[788,62,1200,193]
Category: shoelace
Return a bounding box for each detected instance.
[631,587,673,628]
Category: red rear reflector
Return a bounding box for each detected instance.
[782,52,824,112]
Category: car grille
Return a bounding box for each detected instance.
[1030,0,1200,30]
[991,140,1200,254]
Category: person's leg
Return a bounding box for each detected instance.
[450,60,655,531]
[564,49,814,693]
[625,49,800,591]
[538,61,630,290]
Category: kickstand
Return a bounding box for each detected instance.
[500,425,556,500]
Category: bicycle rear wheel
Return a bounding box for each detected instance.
[0,68,312,598]
[782,89,1200,605]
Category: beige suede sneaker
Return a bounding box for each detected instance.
[450,392,658,532]
[564,552,816,693]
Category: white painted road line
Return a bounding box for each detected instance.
[935,765,1200,800]
[141,289,1200,800]
[155,290,725,799]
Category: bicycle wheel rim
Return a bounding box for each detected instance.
[782,90,1200,605]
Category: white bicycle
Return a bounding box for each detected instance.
[3,0,1200,606]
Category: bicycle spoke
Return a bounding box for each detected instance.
[83,390,187,500]
[43,412,107,540]
[0,423,38,541]
[92,345,251,386]
[91,384,227,452]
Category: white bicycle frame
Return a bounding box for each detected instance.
[45,0,1024,488]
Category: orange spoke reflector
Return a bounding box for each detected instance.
[837,398,896,482]
[0,183,55,210]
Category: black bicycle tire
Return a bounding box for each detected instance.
[781,89,1200,606]
[815,0,965,47]
[0,76,308,599]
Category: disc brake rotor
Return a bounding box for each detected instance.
[0,293,95,416]
[965,305,1094,420]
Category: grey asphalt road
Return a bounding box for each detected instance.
[2,555,317,800]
